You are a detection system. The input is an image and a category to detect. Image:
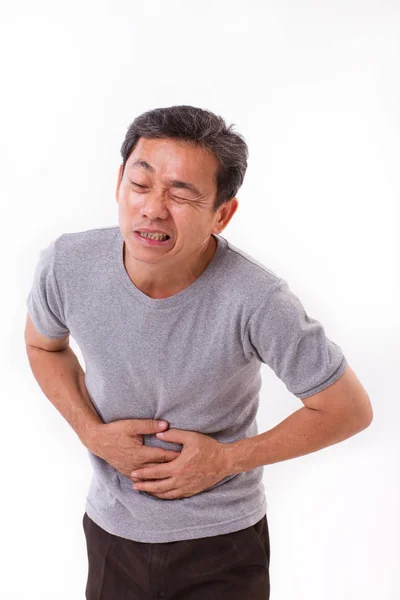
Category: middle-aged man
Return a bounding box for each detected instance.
[25,105,373,599]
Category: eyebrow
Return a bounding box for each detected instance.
[129,159,201,196]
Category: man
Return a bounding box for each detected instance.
[25,105,373,599]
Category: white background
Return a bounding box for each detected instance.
[2,1,399,598]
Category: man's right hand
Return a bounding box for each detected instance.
[86,419,181,483]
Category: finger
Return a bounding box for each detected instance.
[133,477,175,493]
[141,447,180,464]
[131,460,177,480]
[129,462,161,482]
[148,489,182,500]
[130,455,180,482]
[161,450,181,462]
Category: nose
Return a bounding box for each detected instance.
[139,190,169,220]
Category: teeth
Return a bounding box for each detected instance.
[139,231,169,241]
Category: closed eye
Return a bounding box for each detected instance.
[130,180,190,200]
[131,181,146,188]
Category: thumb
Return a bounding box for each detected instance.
[156,428,188,443]
[134,419,169,434]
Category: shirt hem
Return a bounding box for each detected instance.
[84,497,267,543]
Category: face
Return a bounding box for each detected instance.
[115,137,238,268]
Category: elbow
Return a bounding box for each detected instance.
[362,403,374,429]
[351,398,374,434]
[333,397,374,438]
[361,394,374,428]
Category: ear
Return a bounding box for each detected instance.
[115,164,123,203]
[213,197,239,234]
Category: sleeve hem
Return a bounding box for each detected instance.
[294,354,348,399]
[27,306,70,340]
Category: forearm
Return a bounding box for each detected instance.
[224,405,369,475]
[26,345,102,447]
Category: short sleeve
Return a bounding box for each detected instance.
[245,278,347,399]
[26,238,70,339]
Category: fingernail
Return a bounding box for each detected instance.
[158,421,168,427]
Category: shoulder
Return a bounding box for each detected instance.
[56,225,118,259]
[221,236,283,310]
[35,225,119,292]
[52,225,118,272]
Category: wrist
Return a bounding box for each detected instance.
[79,422,105,455]
[220,440,244,477]
[222,436,263,476]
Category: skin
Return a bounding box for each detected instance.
[115,137,239,299]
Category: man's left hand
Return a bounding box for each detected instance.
[130,428,231,499]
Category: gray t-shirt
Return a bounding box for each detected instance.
[26,225,347,543]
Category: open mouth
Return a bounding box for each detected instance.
[134,231,172,245]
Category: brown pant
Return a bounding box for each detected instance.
[82,511,271,599]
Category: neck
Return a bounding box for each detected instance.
[123,234,217,299]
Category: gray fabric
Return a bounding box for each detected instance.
[26,226,347,542]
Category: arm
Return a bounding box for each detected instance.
[24,313,102,447]
[223,363,373,476]
[25,313,180,479]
